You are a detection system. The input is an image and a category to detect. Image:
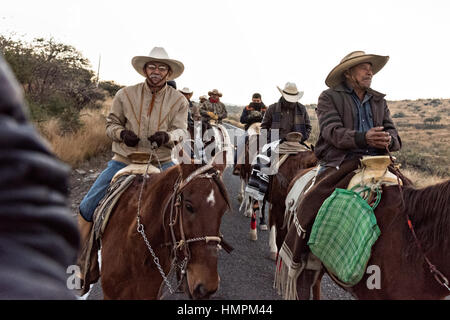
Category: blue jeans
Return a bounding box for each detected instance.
[79,160,175,222]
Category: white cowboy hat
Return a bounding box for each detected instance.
[132,47,184,80]
[325,51,389,88]
[277,82,304,103]
[208,89,222,97]
[180,87,193,94]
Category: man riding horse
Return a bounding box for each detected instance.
[247,82,312,198]
[233,92,267,176]
[277,51,403,299]
[246,82,312,230]
[78,47,189,246]
[199,89,228,124]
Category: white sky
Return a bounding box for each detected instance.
[2,0,450,105]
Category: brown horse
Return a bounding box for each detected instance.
[266,151,318,259]
[100,151,231,299]
[295,176,450,299]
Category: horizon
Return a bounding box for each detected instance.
[2,0,450,105]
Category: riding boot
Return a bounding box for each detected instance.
[78,214,93,250]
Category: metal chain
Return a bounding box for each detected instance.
[136,145,175,294]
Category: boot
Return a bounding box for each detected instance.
[78,214,93,251]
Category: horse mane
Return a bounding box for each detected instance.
[402,179,450,261]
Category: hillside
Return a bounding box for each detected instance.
[225,98,450,178]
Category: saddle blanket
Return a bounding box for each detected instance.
[78,174,137,294]
[283,167,318,230]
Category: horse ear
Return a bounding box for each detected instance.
[211,150,228,173]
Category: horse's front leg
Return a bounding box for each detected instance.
[249,198,258,241]
[269,224,277,261]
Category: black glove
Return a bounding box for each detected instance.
[148,131,169,148]
[120,130,140,147]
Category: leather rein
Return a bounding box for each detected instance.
[386,148,449,292]
[136,162,233,298]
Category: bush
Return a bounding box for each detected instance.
[392,112,406,118]
[98,81,124,97]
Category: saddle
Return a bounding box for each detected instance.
[275,156,404,299]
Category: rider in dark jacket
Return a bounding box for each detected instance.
[0,54,79,299]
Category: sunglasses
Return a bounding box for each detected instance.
[146,64,169,72]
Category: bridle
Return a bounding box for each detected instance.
[135,160,232,299]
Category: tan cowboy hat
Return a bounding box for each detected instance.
[325,51,389,88]
[277,82,304,103]
[199,95,207,100]
[208,89,222,97]
[180,87,193,94]
[132,47,184,80]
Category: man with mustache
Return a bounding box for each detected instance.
[78,47,188,245]
[200,89,228,123]
[277,52,403,298]
[314,51,401,172]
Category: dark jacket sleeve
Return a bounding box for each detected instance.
[240,107,249,124]
[302,106,312,142]
[260,104,273,130]
[0,55,79,299]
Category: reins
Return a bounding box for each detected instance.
[386,147,449,292]
[136,147,232,299]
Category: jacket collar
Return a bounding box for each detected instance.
[334,82,386,101]
[144,81,168,95]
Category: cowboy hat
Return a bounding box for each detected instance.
[277,82,304,103]
[208,89,222,97]
[325,51,389,88]
[180,87,193,94]
[132,47,184,80]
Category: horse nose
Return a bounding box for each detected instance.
[193,284,215,300]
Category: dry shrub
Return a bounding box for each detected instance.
[401,168,446,188]
[37,107,111,168]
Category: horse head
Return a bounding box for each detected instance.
[170,150,231,299]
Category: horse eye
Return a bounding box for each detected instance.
[185,203,194,213]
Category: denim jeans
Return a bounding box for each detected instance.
[79,160,175,222]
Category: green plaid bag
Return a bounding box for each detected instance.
[307,186,381,286]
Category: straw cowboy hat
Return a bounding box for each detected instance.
[132,47,184,80]
[277,82,304,103]
[199,95,207,100]
[208,89,222,97]
[180,87,193,94]
[325,51,389,88]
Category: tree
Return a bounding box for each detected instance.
[0,35,105,130]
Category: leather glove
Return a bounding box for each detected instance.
[120,130,140,147]
[206,111,219,120]
[148,131,170,148]
[248,110,262,121]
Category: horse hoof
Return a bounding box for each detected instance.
[244,211,252,218]
[269,251,277,261]
[259,224,268,231]
[249,230,257,241]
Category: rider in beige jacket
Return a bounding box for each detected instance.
[78,47,188,247]
[107,82,188,164]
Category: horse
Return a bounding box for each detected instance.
[287,169,450,300]
[265,150,318,259]
[99,151,232,299]
[235,131,318,257]
[187,119,233,165]
[233,122,263,220]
